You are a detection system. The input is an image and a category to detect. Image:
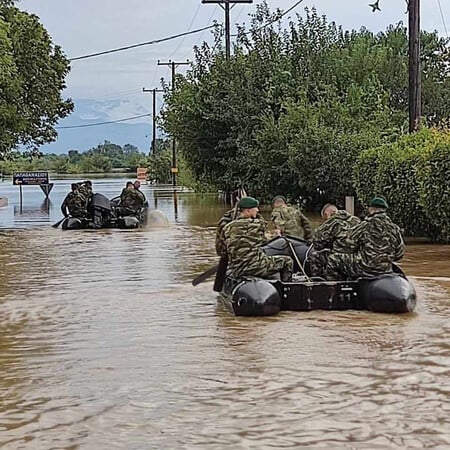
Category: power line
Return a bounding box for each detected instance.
[168,2,203,60]
[231,0,306,37]
[55,113,151,129]
[436,0,448,38]
[69,24,215,61]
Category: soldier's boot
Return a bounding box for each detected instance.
[280,269,293,282]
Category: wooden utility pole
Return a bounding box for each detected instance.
[201,0,253,59]
[408,0,421,132]
[142,87,164,154]
[157,60,190,187]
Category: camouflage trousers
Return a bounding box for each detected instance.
[237,254,293,281]
[68,207,86,219]
[327,253,393,280]
[307,249,330,278]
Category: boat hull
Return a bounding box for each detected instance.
[219,236,417,316]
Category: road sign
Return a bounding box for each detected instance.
[13,171,49,185]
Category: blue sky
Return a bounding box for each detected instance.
[18,0,449,123]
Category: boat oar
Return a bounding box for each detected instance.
[192,264,219,286]
[213,255,228,292]
[52,217,66,228]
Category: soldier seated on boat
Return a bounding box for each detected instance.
[309,203,361,279]
[328,197,404,280]
[270,195,312,241]
[61,183,87,219]
[133,180,148,207]
[118,181,144,217]
[223,196,293,282]
[78,180,93,203]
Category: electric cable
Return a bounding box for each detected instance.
[69,24,215,61]
[55,113,151,129]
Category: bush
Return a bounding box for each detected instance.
[354,128,450,242]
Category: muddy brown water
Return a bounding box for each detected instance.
[0,179,449,449]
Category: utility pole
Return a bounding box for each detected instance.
[142,87,164,154]
[369,0,421,132]
[408,0,421,132]
[201,0,253,59]
[157,60,190,187]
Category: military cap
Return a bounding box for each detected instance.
[369,196,389,209]
[272,195,286,204]
[238,196,259,209]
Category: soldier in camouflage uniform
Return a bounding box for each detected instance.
[223,197,293,281]
[270,195,312,240]
[119,181,144,216]
[60,183,87,218]
[309,203,361,278]
[78,180,93,204]
[328,197,404,279]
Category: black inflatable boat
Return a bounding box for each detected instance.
[219,237,417,316]
[62,193,147,230]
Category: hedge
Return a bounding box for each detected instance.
[354,128,450,242]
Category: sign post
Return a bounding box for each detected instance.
[12,172,53,208]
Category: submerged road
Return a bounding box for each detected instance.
[0,178,449,448]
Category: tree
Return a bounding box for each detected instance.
[161,3,450,204]
[0,2,73,159]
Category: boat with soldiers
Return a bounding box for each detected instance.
[61,192,148,230]
[217,236,417,316]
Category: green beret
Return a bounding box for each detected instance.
[272,195,286,204]
[369,196,388,209]
[238,196,259,209]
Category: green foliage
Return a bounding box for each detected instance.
[0,141,149,175]
[418,134,450,242]
[161,3,450,210]
[0,3,73,158]
[354,128,450,242]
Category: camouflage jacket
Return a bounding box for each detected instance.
[223,217,269,278]
[345,211,404,274]
[61,191,86,217]
[215,209,237,256]
[120,189,144,211]
[270,205,312,240]
[215,210,266,256]
[78,185,92,203]
[313,210,361,253]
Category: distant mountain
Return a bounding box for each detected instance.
[39,98,154,154]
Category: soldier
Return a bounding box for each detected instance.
[119,181,144,216]
[78,180,93,203]
[309,203,361,278]
[60,183,87,219]
[134,180,147,206]
[223,197,293,281]
[329,197,404,279]
[270,195,312,240]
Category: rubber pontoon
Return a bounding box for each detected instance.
[219,236,417,316]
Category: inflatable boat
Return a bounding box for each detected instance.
[62,193,147,230]
[218,237,417,316]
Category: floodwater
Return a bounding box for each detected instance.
[0,178,448,449]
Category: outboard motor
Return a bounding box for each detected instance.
[88,193,113,228]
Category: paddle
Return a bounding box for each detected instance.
[52,217,67,228]
[192,264,219,286]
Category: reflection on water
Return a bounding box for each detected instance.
[0,179,449,448]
